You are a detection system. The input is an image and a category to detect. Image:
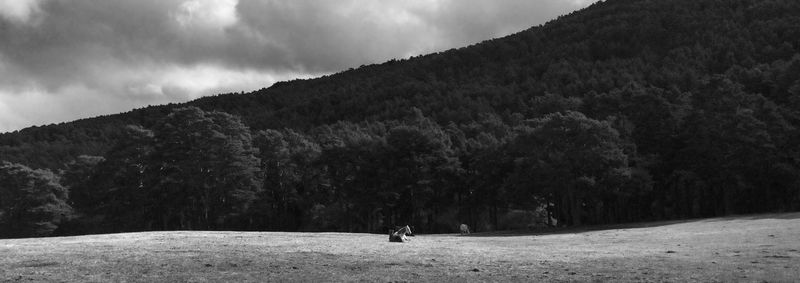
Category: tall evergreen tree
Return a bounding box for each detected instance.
[508,111,631,225]
[0,162,72,238]
[253,128,321,231]
[149,107,261,230]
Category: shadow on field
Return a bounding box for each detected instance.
[465,220,689,237]
[700,212,800,222]
[463,212,800,237]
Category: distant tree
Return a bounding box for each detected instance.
[252,128,321,231]
[0,162,72,238]
[508,111,631,226]
[58,155,105,234]
[462,132,511,230]
[676,77,792,215]
[529,92,583,117]
[380,111,459,231]
[312,122,385,232]
[74,125,154,233]
[457,114,514,230]
[149,107,261,230]
[61,155,105,211]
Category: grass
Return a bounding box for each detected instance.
[1,213,799,282]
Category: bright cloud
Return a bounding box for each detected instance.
[0,0,43,23]
[173,0,238,30]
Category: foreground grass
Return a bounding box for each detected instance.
[1,213,799,282]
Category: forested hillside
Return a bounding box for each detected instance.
[2,0,800,237]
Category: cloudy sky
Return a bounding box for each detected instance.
[0,0,596,133]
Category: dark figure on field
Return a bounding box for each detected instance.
[389,225,414,242]
[460,223,470,235]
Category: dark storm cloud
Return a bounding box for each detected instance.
[0,0,595,132]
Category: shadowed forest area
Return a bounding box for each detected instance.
[2,0,800,238]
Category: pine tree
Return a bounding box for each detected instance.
[0,162,72,238]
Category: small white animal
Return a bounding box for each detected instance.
[389,225,413,242]
[459,223,470,235]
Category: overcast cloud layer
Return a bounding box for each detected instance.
[0,0,595,133]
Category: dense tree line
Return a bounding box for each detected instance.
[1,0,800,237]
[0,162,71,238]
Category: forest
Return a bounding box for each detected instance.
[1,0,800,238]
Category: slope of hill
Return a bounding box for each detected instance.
[1,0,799,237]
[2,213,799,281]
[3,0,798,168]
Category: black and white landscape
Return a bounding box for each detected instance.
[1,0,800,281]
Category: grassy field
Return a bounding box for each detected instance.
[1,213,799,282]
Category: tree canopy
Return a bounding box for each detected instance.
[1,0,800,237]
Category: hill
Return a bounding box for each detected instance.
[1,0,800,237]
[1,213,799,281]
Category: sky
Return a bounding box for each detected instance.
[0,0,597,133]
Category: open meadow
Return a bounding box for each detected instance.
[2,213,799,282]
